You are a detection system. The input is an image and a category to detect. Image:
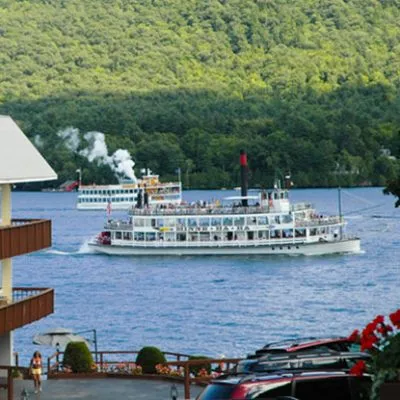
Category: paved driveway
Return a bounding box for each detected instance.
[12,379,204,400]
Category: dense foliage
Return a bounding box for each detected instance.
[1,0,400,188]
[383,178,400,206]
[63,342,94,373]
[135,346,166,374]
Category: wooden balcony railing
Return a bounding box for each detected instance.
[0,288,54,335]
[0,219,52,260]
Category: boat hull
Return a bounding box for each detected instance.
[88,238,361,256]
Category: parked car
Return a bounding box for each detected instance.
[197,351,371,400]
[196,370,371,400]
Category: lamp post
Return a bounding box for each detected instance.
[76,329,98,363]
[56,342,60,372]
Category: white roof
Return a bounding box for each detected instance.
[0,116,57,184]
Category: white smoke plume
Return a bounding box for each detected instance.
[57,127,137,182]
[57,127,80,152]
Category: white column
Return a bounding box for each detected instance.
[0,333,14,371]
[1,184,12,300]
[0,184,13,369]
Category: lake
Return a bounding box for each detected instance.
[10,187,400,366]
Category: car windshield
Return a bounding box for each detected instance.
[196,383,236,400]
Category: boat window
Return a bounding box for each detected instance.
[280,192,284,199]
[188,218,197,227]
[134,232,144,241]
[282,229,293,238]
[157,218,164,227]
[258,231,269,239]
[134,219,144,227]
[281,214,293,223]
[211,218,221,226]
[295,229,306,237]
[258,216,268,225]
[199,232,210,241]
[176,218,186,229]
[247,217,257,225]
[310,228,317,236]
[165,218,175,227]
[123,232,132,240]
[274,215,281,224]
[234,217,245,226]
[271,230,282,239]
[144,219,153,227]
[223,217,233,225]
[199,218,209,227]
[177,233,186,241]
[274,192,278,200]
[145,232,156,241]
[115,231,122,240]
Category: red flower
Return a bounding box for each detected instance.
[360,334,378,351]
[373,315,385,325]
[389,309,400,328]
[350,360,366,376]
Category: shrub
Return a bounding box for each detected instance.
[63,342,94,373]
[135,346,166,374]
[188,355,212,376]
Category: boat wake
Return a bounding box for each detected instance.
[44,240,96,255]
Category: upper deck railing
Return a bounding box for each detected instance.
[127,202,313,217]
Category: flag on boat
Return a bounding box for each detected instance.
[106,199,112,216]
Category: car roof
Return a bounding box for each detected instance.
[237,350,370,374]
[261,337,351,351]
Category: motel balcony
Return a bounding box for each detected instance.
[0,219,52,259]
[0,219,54,334]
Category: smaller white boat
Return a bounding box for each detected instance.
[77,169,182,211]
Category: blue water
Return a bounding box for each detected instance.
[11,187,400,366]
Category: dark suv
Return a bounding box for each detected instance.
[196,370,371,400]
[196,352,371,400]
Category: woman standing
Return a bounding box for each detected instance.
[30,351,42,393]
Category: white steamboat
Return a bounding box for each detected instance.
[88,187,360,256]
[77,170,182,211]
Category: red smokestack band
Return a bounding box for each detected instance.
[240,150,248,207]
[240,151,247,166]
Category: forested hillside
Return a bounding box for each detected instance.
[1,0,400,189]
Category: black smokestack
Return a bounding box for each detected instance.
[240,150,248,207]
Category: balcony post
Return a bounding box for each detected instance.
[1,183,11,226]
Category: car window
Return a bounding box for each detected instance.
[197,383,236,400]
[252,382,292,399]
[294,377,351,400]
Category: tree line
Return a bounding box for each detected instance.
[0,0,399,189]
